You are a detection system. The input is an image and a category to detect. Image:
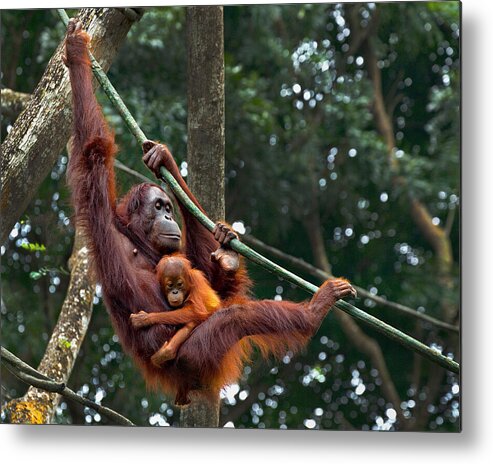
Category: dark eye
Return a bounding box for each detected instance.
[155,200,162,210]
[165,203,172,213]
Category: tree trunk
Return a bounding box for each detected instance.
[4,228,96,424]
[179,391,220,428]
[186,6,225,222]
[0,7,143,244]
[305,172,332,274]
[181,6,225,428]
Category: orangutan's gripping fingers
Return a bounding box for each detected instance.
[338,283,357,299]
[66,19,88,42]
[331,280,350,289]
[142,146,164,177]
[313,278,357,308]
[213,222,239,247]
[143,142,172,170]
[330,280,357,300]
[145,144,173,176]
[152,148,169,173]
[66,18,83,35]
[220,229,228,244]
[335,286,356,300]
[213,223,223,241]
[142,144,157,165]
[130,311,153,329]
[64,19,91,68]
[67,18,77,35]
[142,140,157,155]
[148,151,161,172]
[224,230,237,246]
[213,223,226,236]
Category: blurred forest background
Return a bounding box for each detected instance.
[0,2,460,431]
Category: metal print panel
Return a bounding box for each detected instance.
[0,2,460,431]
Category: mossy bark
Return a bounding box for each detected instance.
[0,88,31,120]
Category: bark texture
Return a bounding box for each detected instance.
[181,6,225,427]
[306,172,332,275]
[186,6,225,223]
[1,88,32,121]
[179,391,220,428]
[0,8,142,244]
[4,229,96,424]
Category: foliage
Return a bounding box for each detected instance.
[1,3,460,431]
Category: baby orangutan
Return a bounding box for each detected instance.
[130,254,220,366]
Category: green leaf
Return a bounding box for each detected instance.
[20,242,46,252]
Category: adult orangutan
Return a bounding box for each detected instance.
[64,19,356,405]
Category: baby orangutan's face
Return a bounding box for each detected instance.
[158,257,191,308]
[164,274,189,308]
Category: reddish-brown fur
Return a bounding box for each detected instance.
[64,20,356,405]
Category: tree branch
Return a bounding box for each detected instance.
[444,205,457,238]
[0,88,31,120]
[114,159,155,184]
[1,347,134,426]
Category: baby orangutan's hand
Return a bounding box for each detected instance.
[211,246,240,272]
[211,223,240,272]
[130,311,153,329]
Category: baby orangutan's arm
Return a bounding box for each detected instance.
[130,305,206,329]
